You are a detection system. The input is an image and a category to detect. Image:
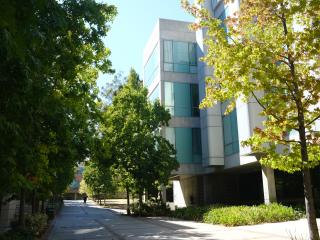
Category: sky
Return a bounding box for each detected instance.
[97,0,194,88]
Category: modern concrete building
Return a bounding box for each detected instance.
[142,0,320,208]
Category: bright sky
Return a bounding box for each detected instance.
[97,0,194,88]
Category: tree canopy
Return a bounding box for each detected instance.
[183,0,320,238]
[104,69,178,211]
[0,0,116,225]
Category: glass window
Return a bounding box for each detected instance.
[164,82,200,117]
[191,84,200,117]
[164,40,173,63]
[144,43,159,88]
[218,7,229,33]
[165,127,202,164]
[163,40,197,74]
[164,82,174,115]
[221,101,239,156]
[211,0,218,9]
[174,83,191,116]
[149,84,159,102]
[175,128,193,163]
[192,128,202,163]
[164,63,173,72]
[188,43,197,66]
[173,41,189,65]
[164,127,175,146]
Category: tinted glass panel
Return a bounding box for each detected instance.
[191,84,200,117]
[164,82,200,117]
[149,84,159,102]
[144,43,159,88]
[222,101,239,156]
[164,63,173,71]
[164,40,173,63]
[173,41,189,64]
[163,40,197,74]
[164,82,174,115]
[173,63,189,73]
[174,83,191,116]
[175,128,193,163]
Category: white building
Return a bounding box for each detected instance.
[142,0,319,208]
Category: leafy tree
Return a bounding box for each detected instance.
[105,69,178,214]
[0,0,116,226]
[183,0,320,238]
[82,161,116,204]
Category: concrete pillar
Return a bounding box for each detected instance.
[261,166,277,204]
[160,185,167,203]
[173,180,186,208]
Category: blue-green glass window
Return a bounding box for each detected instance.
[192,128,202,163]
[149,84,159,102]
[163,40,197,74]
[165,127,202,164]
[218,7,229,33]
[144,43,159,88]
[222,102,239,156]
[164,82,199,117]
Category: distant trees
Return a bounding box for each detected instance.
[0,0,116,227]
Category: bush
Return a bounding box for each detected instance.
[131,202,171,217]
[203,203,303,226]
[25,213,48,237]
[0,213,48,240]
[170,206,210,221]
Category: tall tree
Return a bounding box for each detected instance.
[105,69,178,213]
[183,0,320,238]
[0,0,116,226]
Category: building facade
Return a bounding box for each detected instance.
[143,0,319,208]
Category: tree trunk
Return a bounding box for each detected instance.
[303,168,319,240]
[0,194,2,217]
[298,108,320,240]
[126,186,130,215]
[18,188,26,228]
[41,200,45,213]
[31,189,36,214]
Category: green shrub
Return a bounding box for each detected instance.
[203,203,303,226]
[131,202,171,217]
[25,213,48,237]
[1,213,48,240]
[170,206,210,221]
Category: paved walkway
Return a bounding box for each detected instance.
[47,200,319,240]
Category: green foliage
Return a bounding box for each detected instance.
[203,204,303,226]
[171,206,210,221]
[25,213,48,237]
[131,202,171,217]
[0,0,116,201]
[182,0,320,172]
[1,213,48,240]
[183,1,320,237]
[82,161,116,197]
[105,68,179,201]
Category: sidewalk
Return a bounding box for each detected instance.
[47,200,319,240]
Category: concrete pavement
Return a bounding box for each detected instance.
[47,200,319,240]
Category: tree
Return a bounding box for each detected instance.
[0,0,116,226]
[82,161,116,204]
[183,0,320,238]
[105,69,178,214]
